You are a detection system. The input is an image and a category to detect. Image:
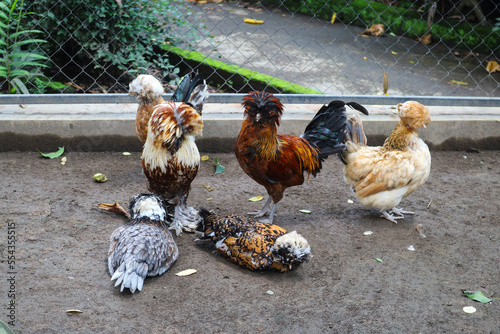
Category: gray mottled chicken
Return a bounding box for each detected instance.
[108,193,178,293]
[129,74,165,144]
[196,208,311,272]
[142,72,209,235]
[342,101,431,223]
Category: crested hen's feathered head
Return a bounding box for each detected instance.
[128,193,168,221]
[272,231,311,270]
[147,102,204,152]
[129,74,164,102]
[242,91,284,127]
[397,101,431,130]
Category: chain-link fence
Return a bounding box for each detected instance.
[2,0,500,97]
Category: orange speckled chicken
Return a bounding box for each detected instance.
[142,73,209,235]
[129,74,165,144]
[235,91,368,223]
[196,209,311,272]
[342,101,431,223]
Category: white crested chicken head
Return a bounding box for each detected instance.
[129,193,167,221]
[397,101,431,130]
[147,102,204,151]
[129,74,164,102]
[272,231,311,268]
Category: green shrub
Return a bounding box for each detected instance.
[0,0,50,94]
[27,0,202,87]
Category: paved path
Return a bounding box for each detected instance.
[188,2,499,97]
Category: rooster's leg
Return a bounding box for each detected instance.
[260,202,278,224]
[380,210,405,224]
[248,196,273,217]
[390,207,415,216]
[170,205,185,236]
[175,196,201,234]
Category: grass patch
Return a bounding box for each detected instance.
[163,45,322,94]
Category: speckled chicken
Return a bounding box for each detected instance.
[341,101,431,223]
[129,74,165,144]
[142,72,209,235]
[196,209,311,272]
[108,193,178,293]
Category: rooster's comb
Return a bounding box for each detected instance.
[242,91,284,126]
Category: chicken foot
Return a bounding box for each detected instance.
[248,196,273,217]
[381,207,415,223]
[169,196,201,236]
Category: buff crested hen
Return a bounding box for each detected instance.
[235,91,368,223]
[129,74,165,144]
[142,72,209,235]
[196,208,311,272]
[342,101,431,223]
[108,193,178,293]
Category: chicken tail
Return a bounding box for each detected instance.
[339,114,368,165]
[195,207,215,236]
[272,231,312,270]
[346,114,367,146]
[302,100,368,158]
[172,72,209,115]
[109,261,147,293]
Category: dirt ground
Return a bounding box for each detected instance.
[0,150,499,333]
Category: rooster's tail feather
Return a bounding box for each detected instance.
[346,114,367,146]
[172,72,209,115]
[302,100,368,159]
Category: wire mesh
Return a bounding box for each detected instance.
[1,0,499,97]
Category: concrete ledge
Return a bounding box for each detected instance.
[0,103,499,152]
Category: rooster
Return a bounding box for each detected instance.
[235,91,368,223]
[342,101,431,223]
[108,193,178,293]
[196,209,311,272]
[142,72,209,235]
[129,74,165,144]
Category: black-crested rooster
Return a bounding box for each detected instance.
[234,91,368,223]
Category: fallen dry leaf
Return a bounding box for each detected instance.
[449,80,469,85]
[93,173,107,183]
[330,12,336,24]
[463,306,476,314]
[98,202,130,218]
[65,309,83,314]
[176,269,197,277]
[244,18,264,25]
[360,24,385,37]
[418,33,432,45]
[248,196,264,202]
[201,155,209,161]
[202,184,214,191]
[415,224,426,238]
[486,60,500,73]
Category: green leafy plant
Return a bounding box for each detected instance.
[0,0,49,94]
[27,0,203,89]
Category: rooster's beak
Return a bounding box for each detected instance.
[255,113,261,123]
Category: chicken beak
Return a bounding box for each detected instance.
[422,124,426,129]
[255,113,261,123]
